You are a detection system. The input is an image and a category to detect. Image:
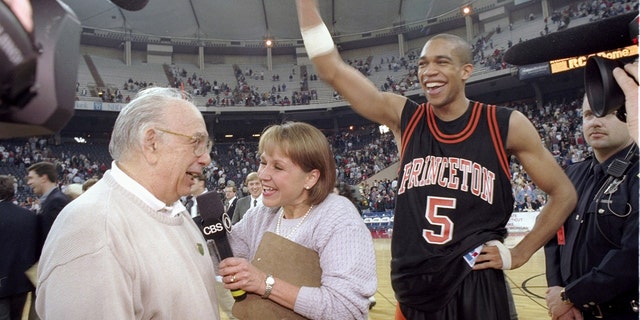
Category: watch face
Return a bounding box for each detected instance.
[266,276,275,285]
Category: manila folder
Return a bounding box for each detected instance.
[232,231,321,320]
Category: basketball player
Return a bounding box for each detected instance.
[295,1,577,318]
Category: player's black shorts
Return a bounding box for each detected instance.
[396,268,511,320]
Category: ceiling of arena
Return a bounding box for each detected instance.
[63,0,474,41]
[56,0,589,140]
[56,0,492,139]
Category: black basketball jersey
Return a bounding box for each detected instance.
[391,99,515,311]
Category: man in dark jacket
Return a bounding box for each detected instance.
[26,162,70,255]
[223,185,238,221]
[0,175,38,320]
[545,96,638,319]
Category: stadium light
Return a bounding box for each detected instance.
[265,38,274,48]
[462,5,472,16]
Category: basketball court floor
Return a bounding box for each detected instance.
[23,236,549,320]
[216,235,550,320]
[24,235,548,320]
[367,236,549,320]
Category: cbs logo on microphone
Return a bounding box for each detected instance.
[202,213,233,235]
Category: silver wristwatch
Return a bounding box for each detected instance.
[262,274,275,299]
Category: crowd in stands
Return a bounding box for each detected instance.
[2,91,593,215]
[166,64,323,107]
[74,0,636,107]
[93,78,158,103]
[0,137,109,209]
[9,0,634,214]
[170,65,240,106]
[573,0,636,21]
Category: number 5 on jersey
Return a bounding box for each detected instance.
[423,196,456,245]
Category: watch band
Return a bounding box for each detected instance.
[262,274,274,299]
[560,288,572,305]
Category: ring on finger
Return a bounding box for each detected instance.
[230,274,236,283]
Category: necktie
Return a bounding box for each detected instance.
[593,163,604,182]
[253,199,257,208]
[185,196,194,214]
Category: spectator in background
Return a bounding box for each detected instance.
[521,195,541,212]
[35,87,221,319]
[224,184,238,221]
[26,161,70,255]
[333,181,364,215]
[184,172,208,226]
[62,183,83,200]
[82,178,99,192]
[0,175,38,320]
[231,172,262,224]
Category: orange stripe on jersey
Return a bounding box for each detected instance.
[399,103,426,168]
[395,304,407,320]
[427,101,483,143]
[487,105,511,178]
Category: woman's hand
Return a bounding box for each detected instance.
[219,257,267,295]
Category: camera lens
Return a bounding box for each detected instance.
[584,56,626,121]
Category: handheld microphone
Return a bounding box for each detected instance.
[196,190,247,301]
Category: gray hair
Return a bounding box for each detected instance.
[109,87,194,161]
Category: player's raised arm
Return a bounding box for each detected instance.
[295,0,405,134]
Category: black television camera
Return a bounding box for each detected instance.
[0,0,81,139]
[584,12,638,122]
[0,0,149,139]
[584,53,637,123]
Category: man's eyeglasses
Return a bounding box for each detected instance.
[155,128,213,157]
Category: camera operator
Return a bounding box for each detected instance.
[613,61,639,144]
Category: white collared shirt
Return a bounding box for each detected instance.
[190,189,208,218]
[250,194,263,208]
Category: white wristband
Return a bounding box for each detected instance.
[301,23,335,59]
[485,240,512,270]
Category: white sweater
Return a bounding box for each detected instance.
[36,171,220,320]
